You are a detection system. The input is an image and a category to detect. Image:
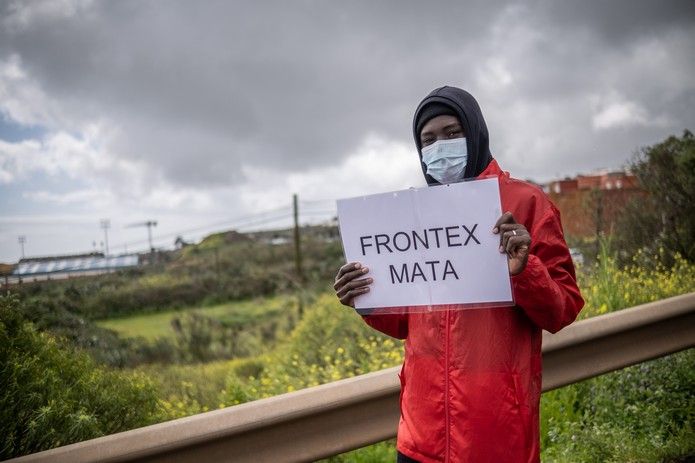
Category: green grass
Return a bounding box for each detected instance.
[97,296,291,341]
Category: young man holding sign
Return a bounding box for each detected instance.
[334,86,584,463]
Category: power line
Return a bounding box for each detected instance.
[109,206,294,252]
[299,198,335,206]
[234,213,295,231]
[299,209,336,214]
[110,206,291,248]
[10,200,336,259]
[125,220,158,253]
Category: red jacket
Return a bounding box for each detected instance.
[362,160,584,462]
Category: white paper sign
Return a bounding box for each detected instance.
[336,177,513,311]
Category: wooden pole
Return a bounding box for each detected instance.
[293,194,304,317]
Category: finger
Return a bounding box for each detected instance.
[339,286,371,307]
[510,244,530,259]
[333,267,368,291]
[501,228,528,241]
[336,262,362,280]
[500,228,518,251]
[499,230,508,252]
[333,266,369,290]
[505,236,531,254]
[508,244,530,261]
[336,277,373,298]
[499,226,528,251]
[492,211,515,233]
[498,223,524,233]
[335,266,369,287]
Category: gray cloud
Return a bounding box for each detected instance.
[1,0,694,189]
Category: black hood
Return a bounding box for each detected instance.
[413,86,494,184]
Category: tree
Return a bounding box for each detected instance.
[616,130,695,263]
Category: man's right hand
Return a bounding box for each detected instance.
[334,262,373,308]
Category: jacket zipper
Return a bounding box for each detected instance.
[444,309,450,462]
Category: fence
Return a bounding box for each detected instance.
[9,292,695,463]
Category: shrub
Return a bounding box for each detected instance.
[220,294,403,403]
[614,130,695,263]
[579,240,695,318]
[0,293,163,459]
[541,349,695,462]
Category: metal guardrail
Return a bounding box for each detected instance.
[9,292,695,463]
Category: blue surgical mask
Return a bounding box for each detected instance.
[421,138,468,184]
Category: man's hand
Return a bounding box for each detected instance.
[334,262,373,308]
[492,212,531,276]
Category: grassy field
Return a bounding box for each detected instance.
[97,295,292,340]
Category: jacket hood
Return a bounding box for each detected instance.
[413,86,493,184]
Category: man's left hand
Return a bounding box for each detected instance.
[493,212,531,275]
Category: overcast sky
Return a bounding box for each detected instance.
[1,0,694,262]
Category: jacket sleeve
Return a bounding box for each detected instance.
[511,205,584,333]
[360,313,409,339]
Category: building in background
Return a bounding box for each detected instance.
[6,252,139,285]
[544,170,643,240]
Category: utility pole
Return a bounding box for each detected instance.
[100,218,110,256]
[293,194,304,317]
[146,221,155,252]
[18,235,26,259]
[126,220,158,253]
[293,194,304,283]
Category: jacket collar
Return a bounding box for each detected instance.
[477,158,506,179]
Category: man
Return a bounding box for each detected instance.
[334,86,584,462]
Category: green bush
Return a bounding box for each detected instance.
[541,349,695,462]
[18,295,145,368]
[614,130,695,264]
[140,358,247,418]
[170,312,263,362]
[541,242,695,461]
[0,293,163,459]
[578,240,695,319]
[326,439,398,463]
[219,294,403,402]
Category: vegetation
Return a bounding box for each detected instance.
[11,233,343,320]
[3,241,694,460]
[541,350,694,463]
[10,236,340,367]
[615,130,695,264]
[578,241,695,319]
[0,293,162,460]
[95,296,300,364]
[537,242,695,462]
[96,296,291,341]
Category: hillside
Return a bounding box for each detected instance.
[11,224,343,320]
[7,225,343,367]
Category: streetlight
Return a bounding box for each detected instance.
[18,235,26,259]
[100,219,111,256]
